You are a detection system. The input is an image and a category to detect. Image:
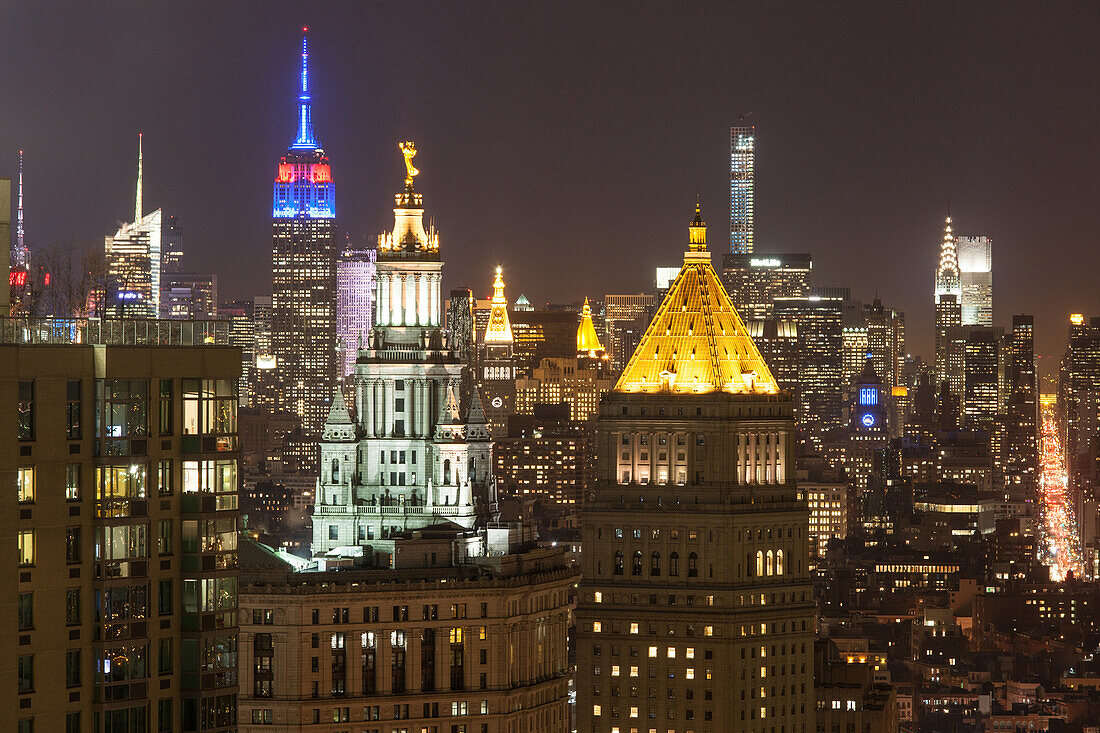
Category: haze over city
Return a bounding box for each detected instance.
[3,2,1100,363]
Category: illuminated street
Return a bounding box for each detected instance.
[1039,398,1084,581]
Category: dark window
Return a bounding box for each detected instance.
[614,550,624,575]
[18,593,33,630]
[157,700,172,733]
[158,580,172,615]
[17,655,33,692]
[66,380,82,439]
[159,638,172,674]
[66,649,81,687]
[632,551,643,576]
[159,379,173,435]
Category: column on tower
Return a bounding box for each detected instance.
[777,430,787,483]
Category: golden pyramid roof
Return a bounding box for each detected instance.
[484,266,514,343]
[614,204,779,395]
[577,298,605,355]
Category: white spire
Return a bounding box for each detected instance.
[16,149,24,254]
[135,133,143,224]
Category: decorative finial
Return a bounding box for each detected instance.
[135,133,143,224]
[399,141,419,189]
[688,197,707,252]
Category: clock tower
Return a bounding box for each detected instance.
[478,266,516,437]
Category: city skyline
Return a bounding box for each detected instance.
[3,3,1099,366]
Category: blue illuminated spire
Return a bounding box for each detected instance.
[290,27,319,150]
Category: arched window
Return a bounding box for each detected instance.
[650,552,661,576]
[443,459,451,485]
[669,552,679,577]
[688,552,698,578]
[766,550,774,576]
[776,550,784,576]
[331,458,340,483]
[614,550,624,576]
[756,551,764,578]
[632,551,643,576]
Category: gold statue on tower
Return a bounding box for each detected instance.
[399,141,419,187]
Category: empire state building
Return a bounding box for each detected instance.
[270,27,338,435]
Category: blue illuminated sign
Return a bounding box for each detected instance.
[859,387,878,406]
[861,413,875,428]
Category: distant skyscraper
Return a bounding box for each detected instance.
[12,149,28,268]
[161,213,183,274]
[774,291,849,451]
[934,216,963,396]
[603,293,654,370]
[730,121,755,253]
[105,133,162,318]
[961,325,1003,431]
[336,246,376,378]
[270,28,338,435]
[958,235,992,326]
[161,272,217,319]
[1005,314,1038,504]
[1059,315,1100,503]
[720,252,812,320]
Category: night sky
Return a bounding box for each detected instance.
[3,2,1100,371]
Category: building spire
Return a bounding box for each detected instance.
[16,149,24,254]
[484,267,514,343]
[291,27,318,149]
[934,214,960,301]
[135,133,143,224]
[688,198,707,252]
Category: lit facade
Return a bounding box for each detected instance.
[514,300,614,422]
[577,204,814,733]
[720,253,812,321]
[336,247,376,378]
[271,29,338,436]
[730,124,755,254]
[804,482,848,558]
[957,235,992,327]
[312,143,491,556]
[773,293,847,452]
[105,134,162,318]
[961,326,1002,432]
[934,217,963,397]
[492,415,595,506]
[515,357,615,422]
[0,333,240,733]
[237,546,574,733]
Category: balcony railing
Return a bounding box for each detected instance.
[0,316,229,346]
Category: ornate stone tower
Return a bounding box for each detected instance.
[312,144,492,558]
[577,203,814,733]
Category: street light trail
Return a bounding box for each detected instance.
[1039,400,1083,581]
